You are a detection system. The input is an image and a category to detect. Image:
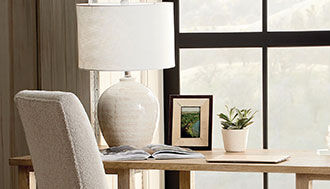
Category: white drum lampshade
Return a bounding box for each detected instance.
[76,3,174,148]
[77,3,174,71]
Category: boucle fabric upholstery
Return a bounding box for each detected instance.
[14,90,108,189]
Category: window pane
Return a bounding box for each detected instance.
[268,47,330,188]
[180,0,262,32]
[268,0,330,31]
[180,48,262,189]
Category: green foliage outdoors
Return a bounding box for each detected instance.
[181,112,200,138]
[218,105,257,130]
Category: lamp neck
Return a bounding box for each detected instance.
[124,71,131,78]
[120,71,134,82]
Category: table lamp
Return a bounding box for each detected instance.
[76,3,174,148]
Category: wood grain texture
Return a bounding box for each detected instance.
[296,174,330,189]
[0,95,3,189]
[11,151,330,189]
[0,0,12,188]
[10,149,330,175]
[1,0,38,188]
[12,0,38,157]
[38,0,91,116]
[296,174,313,189]
[179,171,190,189]
[117,169,135,189]
[18,167,30,189]
[101,149,330,175]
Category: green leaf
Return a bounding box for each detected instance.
[229,107,235,120]
[232,113,238,121]
[244,121,254,127]
[251,110,257,117]
[225,105,229,114]
[221,121,235,129]
[218,113,230,122]
[236,108,243,119]
[218,106,257,130]
[242,114,252,127]
[237,118,248,127]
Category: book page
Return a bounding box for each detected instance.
[146,144,205,160]
[100,145,151,161]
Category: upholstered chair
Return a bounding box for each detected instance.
[14,90,108,189]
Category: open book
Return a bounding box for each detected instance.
[100,144,205,161]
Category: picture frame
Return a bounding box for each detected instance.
[168,95,213,150]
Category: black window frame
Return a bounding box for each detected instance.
[163,0,330,188]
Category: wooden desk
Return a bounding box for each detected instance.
[9,149,330,189]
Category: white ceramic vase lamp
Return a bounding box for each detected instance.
[76,3,174,148]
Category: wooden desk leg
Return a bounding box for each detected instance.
[117,169,135,189]
[18,166,30,189]
[296,174,313,189]
[179,171,191,189]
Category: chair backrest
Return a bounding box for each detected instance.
[14,90,108,189]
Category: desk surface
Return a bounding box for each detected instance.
[9,149,330,175]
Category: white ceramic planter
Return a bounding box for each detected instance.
[222,128,249,152]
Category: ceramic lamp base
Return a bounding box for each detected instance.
[97,76,159,148]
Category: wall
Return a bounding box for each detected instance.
[0,0,38,188]
[38,0,90,114]
[0,0,13,188]
[0,0,90,188]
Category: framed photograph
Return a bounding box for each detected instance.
[168,95,213,150]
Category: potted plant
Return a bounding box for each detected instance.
[218,106,256,152]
